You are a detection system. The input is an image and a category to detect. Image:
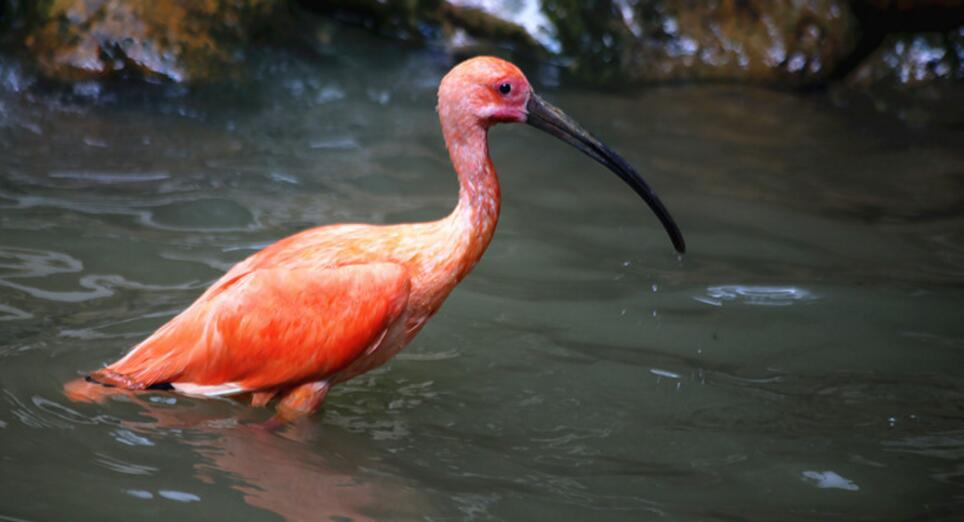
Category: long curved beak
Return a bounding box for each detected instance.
[525,93,686,254]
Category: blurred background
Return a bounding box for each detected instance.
[1,0,962,120]
[0,1,963,521]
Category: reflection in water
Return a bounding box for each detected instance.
[142,404,423,522]
[21,385,424,522]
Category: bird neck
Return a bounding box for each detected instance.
[440,118,501,279]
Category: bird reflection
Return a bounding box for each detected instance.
[67,379,423,521]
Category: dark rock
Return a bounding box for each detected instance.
[297,0,544,56]
[298,0,444,42]
[848,30,963,87]
[543,0,859,86]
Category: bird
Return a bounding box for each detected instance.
[66,56,685,420]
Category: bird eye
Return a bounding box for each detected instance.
[499,82,512,95]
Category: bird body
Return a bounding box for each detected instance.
[68,57,683,419]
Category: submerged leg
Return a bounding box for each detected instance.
[250,390,276,408]
[276,380,331,420]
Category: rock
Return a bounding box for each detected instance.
[7,0,962,92]
[839,28,964,126]
[296,0,544,56]
[542,0,858,86]
[301,0,443,43]
[848,30,963,87]
[22,0,283,83]
[438,2,545,55]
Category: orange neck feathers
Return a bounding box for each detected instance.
[437,85,501,282]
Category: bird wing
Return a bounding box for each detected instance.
[94,262,410,394]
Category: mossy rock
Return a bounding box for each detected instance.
[23,0,284,83]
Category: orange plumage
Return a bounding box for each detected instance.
[65,56,684,419]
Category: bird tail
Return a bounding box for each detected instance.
[63,376,125,403]
[62,371,176,404]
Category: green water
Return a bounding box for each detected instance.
[1,47,963,521]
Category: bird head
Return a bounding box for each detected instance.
[438,56,531,125]
[438,56,686,254]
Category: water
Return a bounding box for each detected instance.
[1,45,963,521]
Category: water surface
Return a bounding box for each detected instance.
[1,48,963,521]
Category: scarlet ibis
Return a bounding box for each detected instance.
[68,57,685,419]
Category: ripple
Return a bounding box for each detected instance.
[801,470,859,491]
[0,248,82,276]
[48,170,170,184]
[693,285,817,307]
[309,137,359,150]
[31,396,95,425]
[396,349,461,361]
[112,429,155,447]
[1,273,197,303]
[0,515,35,522]
[0,276,113,302]
[158,490,201,502]
[95,453,158,476]
[0,246,202,303]
[124,489,154,500]
[325,409,411,441]
[60,309,182,340]
[0,304,32,321]
[884,432,964,461]
[650,368,682,380]
[4,391,97,429]
[146,198,256,231]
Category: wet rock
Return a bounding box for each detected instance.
[438,2,545,55]
[839,28,964,126]
[6,0,963,93]
[848,30,963,87]
[316,0,857,86]
[22,0,283,83]
[297,0,543,57]
[543,0,858,86]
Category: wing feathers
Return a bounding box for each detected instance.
[95,263,410,393]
